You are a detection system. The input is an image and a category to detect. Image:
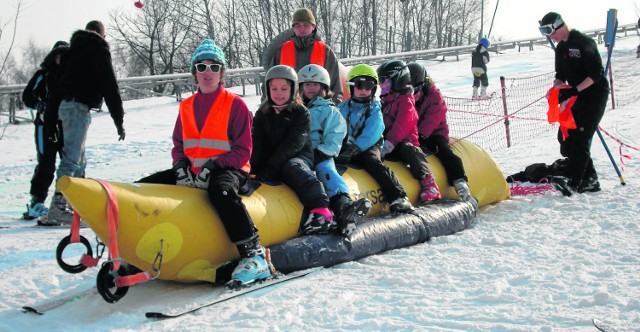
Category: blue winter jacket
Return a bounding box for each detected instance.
[336,98,384,152]
[308,97,346,157]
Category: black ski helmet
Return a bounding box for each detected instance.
[376,60,411,93]
[407,62,427,86]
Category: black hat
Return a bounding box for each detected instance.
[540,12,562,26]
[51,40,69,50]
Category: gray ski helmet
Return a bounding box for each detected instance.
[298,64,331,92]
[376,59,411,92]
[407,62,427,86]
[265,65,299,99]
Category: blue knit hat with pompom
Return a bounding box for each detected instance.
[190,39,226,72]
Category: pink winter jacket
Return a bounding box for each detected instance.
[415,84,449,141]
[380,92,419,146]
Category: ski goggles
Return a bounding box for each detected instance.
[348,79,376,90]
[539,18,564,36]
[195,63,222,73]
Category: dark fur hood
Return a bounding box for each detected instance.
[41,45,69,70]
[69,29,109,52]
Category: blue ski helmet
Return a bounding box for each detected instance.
[480,38,490,48]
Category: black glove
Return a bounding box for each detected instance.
[335,144,360,165]
[255,166,278,183]
[418,134,428,148]
[314,149,331,164]
[116,124,126,141]
[558,86,578,103]
[194,160,218,189]
[173,158,195,187]
[44,121,59,144]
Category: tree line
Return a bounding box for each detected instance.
[1,0,483,92]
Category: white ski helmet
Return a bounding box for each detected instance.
[298,64,331,92]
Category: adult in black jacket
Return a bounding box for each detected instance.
[45,20,126,226]
[21,41,69,221]
[539,12,609,194]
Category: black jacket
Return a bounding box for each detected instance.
[554,29,607,91]
[471,44,490,71]
[250,103,313,173]
[23,45,68,126]
[57,30,124,127]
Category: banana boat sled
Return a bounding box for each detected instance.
[54,138,509,302]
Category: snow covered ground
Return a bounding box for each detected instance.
[1,35,639,331]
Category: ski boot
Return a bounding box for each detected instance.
[23,201,49,220]
[41,192,73,226]
[301,208,336,235]
[227,237,273,289]
[389,196,413,213]
[453,178,478,209]
[419,174,441,202]
[330,194,372,237]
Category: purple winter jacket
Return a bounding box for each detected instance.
[380,92,419,146]
[415,84,449,141]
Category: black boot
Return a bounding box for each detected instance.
[330,194,372,237]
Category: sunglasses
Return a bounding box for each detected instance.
[348,79,376,90]
[195,63,222,73]
[539,18,564,36]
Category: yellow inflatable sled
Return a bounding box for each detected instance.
[58,138,509,284]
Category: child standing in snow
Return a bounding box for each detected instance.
[407,62,476,208]
[336,64,413,213]
[138,40,271,287]
[377,60,441,203]
[251,65,334,235]
[471,37,490,98]
[297,64,372,236]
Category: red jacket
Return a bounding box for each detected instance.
[415,84,450,141]
[380,92,419,146]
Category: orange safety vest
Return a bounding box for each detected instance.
[279,40,326,68]
[547,85,577,141]
[180,89,251,174]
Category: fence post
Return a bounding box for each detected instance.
[9,95,16,124]
[499,76,511,148]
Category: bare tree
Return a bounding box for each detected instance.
[0,0,21,84]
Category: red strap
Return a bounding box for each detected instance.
[70,210,81,243]
[95,179,121,272]
[115,271,153,288]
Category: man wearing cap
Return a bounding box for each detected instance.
[538,12,609,194]
[265,8,343,104]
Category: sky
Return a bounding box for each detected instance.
[1,0,639,53]
[0,29,639,331]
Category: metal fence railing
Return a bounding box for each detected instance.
[1,22,636,124]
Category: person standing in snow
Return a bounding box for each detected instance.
[297,64,372,236]
[336,64,413,214]
[538,12,609,194]
[251,65,335,235]
[138,40,272,287]
[407,62,477,208]
[471,37,490,99]
[264,8,343,104]
[21,41,70,222]
[45,20,126,226]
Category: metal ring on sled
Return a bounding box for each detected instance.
[56,235,93,274]
[96,261,130,303]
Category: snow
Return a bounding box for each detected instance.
[1,35,639,331]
